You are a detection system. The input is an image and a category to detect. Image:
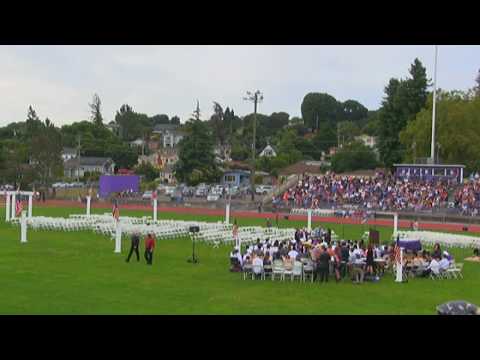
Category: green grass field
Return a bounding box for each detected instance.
[1,206,479,314]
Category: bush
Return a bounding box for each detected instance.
[331,141,378,173]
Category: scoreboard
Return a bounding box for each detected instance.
[393,164,465,183]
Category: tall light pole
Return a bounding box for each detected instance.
[430,45,438,164]
[244,90,263,202]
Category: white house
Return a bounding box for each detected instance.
[259,144,277,158]
[355,134,377,149]
[153,124,185,148]
[129,138,146,148]
[62,147,77,162]
[64,157,115,178]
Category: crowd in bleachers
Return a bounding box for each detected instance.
[229,227,457,283]
[275,172,480,214]
[454,178,480,216]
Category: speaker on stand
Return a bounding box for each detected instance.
[187,225,200,264]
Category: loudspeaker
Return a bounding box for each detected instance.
[284,215,289,220]
[462,226,469,232]
[189,226,200,233]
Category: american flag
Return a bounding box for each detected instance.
[394,244,401,264]
[361,212,368,224]
[112,202,120,221]
[152,190,157,200]
[232,223,238,238]
[16,199,23,216]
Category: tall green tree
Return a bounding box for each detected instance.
[89,93,104,126]
[174,120,220,185]
[377,58,429,168]
[301,92,340,130]
[30,118,63,186]
[340,100,368,122]
[400,90,480,173]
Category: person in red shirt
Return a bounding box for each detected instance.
[144,233,156,265]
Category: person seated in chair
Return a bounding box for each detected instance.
[422,256,440,277]
[229,249,242,272]
[439,253,451,272]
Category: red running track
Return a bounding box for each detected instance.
[4,199,480,234]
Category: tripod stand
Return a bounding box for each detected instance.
[187,231,199,264]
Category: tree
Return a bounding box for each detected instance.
[210,102,225,145]
[114,104,151,141]
[30,118,63,186]
[89,93,103,126]
[150,114,169,125]
[337,121,361,146]
[311,122,337,153]
[400,90,480,173]
[268,112,290,132]
[301,93,340,130]
[377,58,429,168]
[275,129,302,165]
[174,120,220,185]
[331,141,378,173]
[170,115,180,125]
[340,100,368,122]
[135,162,158,182]
[25,105,43,139]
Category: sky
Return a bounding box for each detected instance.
[0,45,479,127]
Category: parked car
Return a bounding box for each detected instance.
[207,194,220,202]
[195,185,209,197]
[255,185,274,195]
[164,186,176,196]
[142,191,153,199]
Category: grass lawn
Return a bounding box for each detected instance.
[0,206,479,314]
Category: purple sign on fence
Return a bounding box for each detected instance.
[99,175,140,198]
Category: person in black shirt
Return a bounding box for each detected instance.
[126,232,141,262]
[316,246,330,283]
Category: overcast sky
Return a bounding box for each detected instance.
[0,45,479,127]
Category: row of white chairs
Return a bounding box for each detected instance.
[290,208,335,216]
[397,231,480,249]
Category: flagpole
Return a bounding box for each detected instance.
[430,45,438,163]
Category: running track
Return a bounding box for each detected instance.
[6,199,480,234]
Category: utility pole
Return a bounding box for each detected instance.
[431,45,438,164]
[244,90,263,202]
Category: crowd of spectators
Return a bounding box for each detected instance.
[274,171,480,214]
[454,177,480,216]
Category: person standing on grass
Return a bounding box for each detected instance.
[144,233,156,265]
[317,246,330,283]
[126,232,141,263]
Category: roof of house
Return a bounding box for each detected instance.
[62,147,77,155]
[153,124,179,132]
[259,144,277,156]
[64,157,113,169]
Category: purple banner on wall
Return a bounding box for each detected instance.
[99,175,140,198]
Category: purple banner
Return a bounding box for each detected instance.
[99,175,140,198]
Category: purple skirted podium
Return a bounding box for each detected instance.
[99,175,140,198]
[397,239,422,252]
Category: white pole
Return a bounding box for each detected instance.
[5,193,11,222]
[11,193,16,220]
[114,220,122,253]
[86,196,91,216]
[395,248,404,282]
[307,208,312,231]
[28,195,33,219]
[393,213,399,238]
[20,210,27,243]
[430,45,438,163]
[225,202,230,224]
[153,198,158,222]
